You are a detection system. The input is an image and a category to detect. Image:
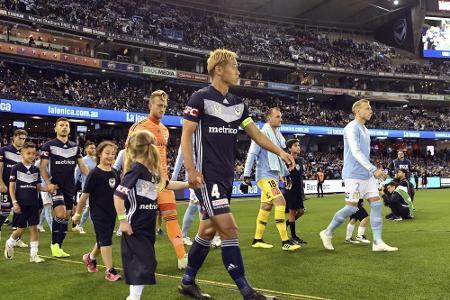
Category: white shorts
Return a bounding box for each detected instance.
[40,192,52,206]
[344,177,379,203]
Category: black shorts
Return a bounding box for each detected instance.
[121,233,157,285]
[92,216,115,247]
[350,207,369,221]
[1,193,12,212]
[51,189,75,210]
[195,181,232,220]
[13,205,39,228]
[284,191,304,210]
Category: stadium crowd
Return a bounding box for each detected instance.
[2,0,450,77]
[1,62,449,131]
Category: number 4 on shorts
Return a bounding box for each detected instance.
[211,184,220,199]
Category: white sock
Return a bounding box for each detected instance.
[346,223,355,240]
[129,285,144,300]
[30,241,38,256]
[357,226,366,237]
[89,253,96,260]
[7,237,16,248]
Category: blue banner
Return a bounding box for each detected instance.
[423,49,450,59]
[1,98,450,139]
[0,98,182,126]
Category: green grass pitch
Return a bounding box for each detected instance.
[1,189,449,300]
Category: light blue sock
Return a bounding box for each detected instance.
[182,202,198,238]
[370,201,383,242]
[79,205,90,228]
[325,205,358,235]
[44,205,53,230]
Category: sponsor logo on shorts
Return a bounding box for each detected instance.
[211,198,229,209]
[55,160,76,165]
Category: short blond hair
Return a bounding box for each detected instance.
[149,90,168,103]
[352,99,370,114]
[207,48,238,76]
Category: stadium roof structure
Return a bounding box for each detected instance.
[173,0,419,30]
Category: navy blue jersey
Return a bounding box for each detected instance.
[0,144,22,185]
[183,85,251,184]
[392,158,412,172]
[9,162,41,206]
[40,138,82,193]
[285,157,304,195]
[114,162,167,237]
[83,167,119,220]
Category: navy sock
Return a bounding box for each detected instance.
[51,217,60,245]
[59,218,68,247]
[182,235,211,285]
[221,239,253,298]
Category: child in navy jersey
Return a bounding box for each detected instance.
[72,141,121,282]
[4,142,47,263]
[114,130,190,300]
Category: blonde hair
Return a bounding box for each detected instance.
[352,99,370,114]
[149,90,168,103]
[207,48,238,76]
[124,131,162,185]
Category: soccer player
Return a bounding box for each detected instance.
[345,199,371,244]
[73,141,97,234]
[0,129,29,247]
[315,168,325,197]
[283,139,307,245]
[126,90,187,269]
[114,131,189,300]
[178,48,294,300]
[36,157,52,232]
[72,141,121,281]
[4,142,46,263]
[40,117,89,258]
[319,99,398,252]
[171,146,201,246]
[242,107,299,251]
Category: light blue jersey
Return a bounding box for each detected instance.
[243,126,288,181]
[342,120,376,180]
[113,149,125,173]
[171,146,185,181]
[74,155,97,189]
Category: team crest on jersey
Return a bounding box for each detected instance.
[109,178,116,188]
[163,131,169,142]
[234,106,241,116]
[296,164,300,171]
[213,103,222,115]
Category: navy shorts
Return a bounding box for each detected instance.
[284,191,304,210]
[1,193,12,212]
[195,181,232,220]
[122,233,157,285]
[350,206,369,221]
[51,189,75,210]
[13,205,39,228]
[92,216,116,247]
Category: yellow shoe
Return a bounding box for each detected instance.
[50,244,62,258]
[59,248,71,258]
[251,239,273,249]
[282,241,301,251]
